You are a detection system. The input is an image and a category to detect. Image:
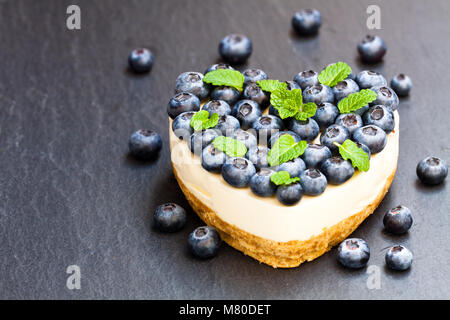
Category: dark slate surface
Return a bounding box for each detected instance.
[0,0,449,299]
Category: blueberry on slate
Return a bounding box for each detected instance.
[189,129,221,155]
[385,245,413,271]
[175,72,210,100]
[242,68,268,85]
[243,83,269,109]
[172,111,195,140]
[202,100,232,117]
[338,238,370,269]
[416,157,448,185]
[353,125,387,154]
[210,86,241,106]
[294,70,319,90]
[218,34,252,65]
[249,168,277,197]
[299,169,327,195]
[269,131,301,148]
[362,105,394,133]
[201,143,227,173]
[285,81,301,90]
[188,226,221,259]
[370,85,399,110]
[303,84,334,104]
[357,35,387,64]
[276,157,306,178]
[214,115,240,136]
[154,203,186,232]
[167,92,200,119]
[222,157,256,187]
[390,74,412,97]
[332,79,360,103]
[321,157,354,184]
[287,118,320,142]
[204,63,234,74]
[383,205,413,235]
[301,144,332,169]
[276,182,303,205]
[252,115,284,142]
[292,9,322,36]
[129,129,162,160]
[128,48,154,73]
[232,129,258,150]
[246,146,270,169]
[355,70,387,89]
[335,113,363,136]
[320,124,351,154]
[355,142,371,158]
[232,100,262,130]
[313,102,339,130]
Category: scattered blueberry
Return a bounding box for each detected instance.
[129,129,162,160]
[357,35,387,64]
[246,146,270,170]
[287,118,320,142]
[294,70,319,90]
[335,113,363,135]
[299,169,327,195]
[222,157,256,187]
[285,81,301,90]
[232,129,258,149]
[385,245,413,271]
[210,86,241,106]
[128,48,154,73]
[167,92,200,119]
[276,157,306,178]
[188,226,221,259]
[383,205,413,235]
[332,79,360,103]
[292,9,322,36]
[202,100,232,116]
[390,74,412,97]
[416,157,448,185]
[353,125,387,154]
[172,111,195,140]
[338,238,370,269]
[276,182,303,205]
[189,129,221,155]
[362,105,394,133]
[243,83,270,109]
[320,124,351,153]
[250,168,277,197]
[214,115,240,136]
[269,131,301,148]
[252,115,284,143]
[301,144,332,168]
[201,143,227,173]
[154,203,186,232]
[313,102,340,130]
[232,100,262,130]
[303,84,334,104]
[321,157,354,184]
[204,63,234,74]
[355,70,387,89]
[218,34,252,65]
[242,68,268,85]
[370,85,399,110]
[175,72,210,100]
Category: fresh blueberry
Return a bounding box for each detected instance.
[172,111,195,140]
[355,70,387,89]
[346,71,355,81]
[383,205,413,235]
[249,168,277,197]
[167,92,200,119]
[313,102,339,130]
[370,86,399,110]
[268,105,281,118]
[188,226,221,259]
[218,34,252,65]
[287,118,320,142]
[385,245,413,271]
[294,70,319,90]
[232,100,262,130]
[154,203,186,232]
[232,129,258,149]
[362,105,394,133]
[276,182,303,205]
[269,131,301,148]
[285,81,301,90]
[204,63,234,74]
[243,83,269,109]
[353,125,387,154]
[242,68,268,85]
[416,157,448,185]
[299,169,327,195]
[210,86,241,106]
[214,115,240,136]
[252,115,284,142]
[320,124,351,153]
[355,142,371,158]
[201,143,227,173]
[189,129,221,155]
[222,157,256,187]
[276,157,306,178]
[246,146,270,170]
[353,104,370,117]
[321,157,354,184]
[129,130,162,160]
[128,48,154,73]
[390,74,412,97]
[332,79,360,103]
[175,72,210,100]
[338,238,370,269]
[301,144,332,168]
[292,9,322,36]
[335,113,363,136]
[357,35,387,64]
[303,84,334,104]
[202,100,232,116]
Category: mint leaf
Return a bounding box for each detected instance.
[338,89,377,113]
[212,136,247,158]
[270,171,300,186]
[203,69,244,91]
[334,139,370,172]
[318,62,352,87]
[190,110,219,131]
[270,88,303,119]
[268,134,307,166]
[257,79,287,93]
[294,102,317,121]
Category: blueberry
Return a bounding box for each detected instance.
[362,105,394,133]
[154,203,186,232]
[385,245,413,271]
[201,143,227,173]
[246,146,270,170]
[172,111,195,140]
[383,205,413,235]
[287,118,320,142]
[204,63,234,74]
[357,35,387,64]
[250,168,277,197]
[129,129,162,160]
[353,104,370,117]
[188,226,221,259]
[353,125,387,154]
[321,157,354,184]
[299,169,327,195]
[284,81,301,90]
[294,70,319,90]
[313,102,339,130]
[355,142,371,158]
[276,157,306,178]
[167,92,200,119]
[346,71,355,81]
[320,124,351,153]
[242,68,268,85]
[232,129,258,149]
[301,143,332,168]
[218,34,252,65]
[335,113,363,135]
[303,84,334,104]
[355,70,387,89]
[332,79,360,103]
[338,238,370,269]
[232,100,262,130]
[210,86,241,106]
[252,115,284,143]
[292,9,322,36]
[128,48,154,73]
[222,157,256,187]
[214,115,240,136]
[390,74,412,97]
[243,83,269,109]
[202,100,232,116]
[276,182,303,205]
[370,86,399,111]
[268,105,281,118]
[189,129,221,155]
[416,157,448,185]
[269,131,301,148]
[175,72,210,100]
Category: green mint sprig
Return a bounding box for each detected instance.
[270,171,300,186]
[190,110,219,131]
[268,134,307,167]
[270,88,317,120]
[256,79,287,93]
[203,69,244,91]
[212,136,247,158]
[318,62,352,87]
[337,89,377,113]
[334,139,370,172]
[294,102,317,121]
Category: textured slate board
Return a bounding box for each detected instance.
[0,0,449,299]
